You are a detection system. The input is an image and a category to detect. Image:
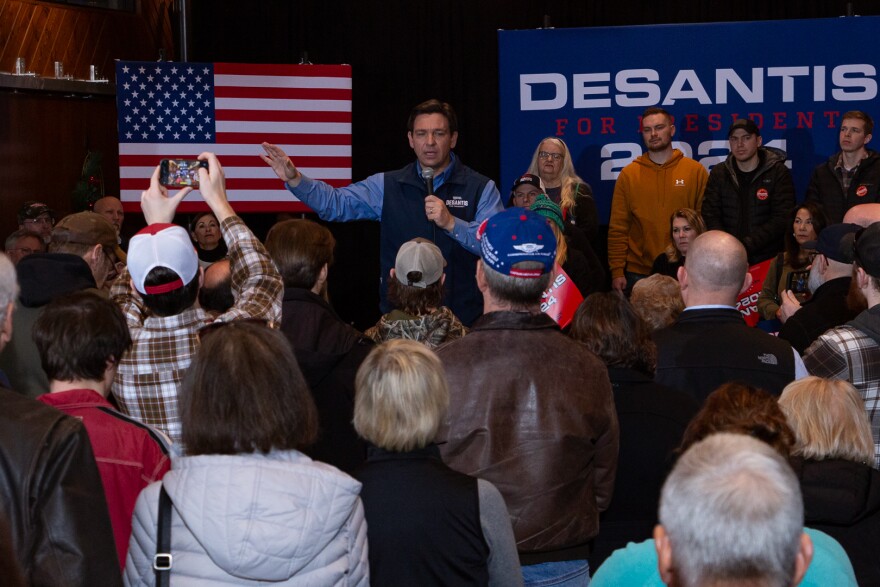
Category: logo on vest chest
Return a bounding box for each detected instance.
[756,188,769,201]
[857,185,869,197]
[445,195,470,208]
[757,353,778,365]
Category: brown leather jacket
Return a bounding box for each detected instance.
[437,311,619,564]
[0,386,122,586]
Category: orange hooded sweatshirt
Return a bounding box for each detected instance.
[607,149,708,278]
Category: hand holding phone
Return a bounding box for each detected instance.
[142,165,192,225]
[159,159,209,188]
[786,269,811,303]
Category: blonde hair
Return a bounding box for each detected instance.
[549,221,568,266]
[778,376,874,464]
[630,274,684,331]
[664,208,707,263]
[354,339,449,452]
[526,137,585,217]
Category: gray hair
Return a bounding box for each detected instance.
[482,261,552,309]
[4,229,44,253]
[659,433,803,587]
[0,253,18,308]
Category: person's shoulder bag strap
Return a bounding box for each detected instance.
[154,484,173,586]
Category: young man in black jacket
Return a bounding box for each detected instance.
[701,118,795,264]
[806,111,879,223]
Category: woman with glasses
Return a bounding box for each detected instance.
[124,321,369,585]
[757,202,829,322]
[526,137,599,249]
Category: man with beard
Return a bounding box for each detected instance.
[608,107,708,293]
[804,221,880,468]
[777,223,861,354]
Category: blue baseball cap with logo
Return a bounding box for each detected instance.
[478,208,556,278]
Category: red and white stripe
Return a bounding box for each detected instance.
[118,63,352,213]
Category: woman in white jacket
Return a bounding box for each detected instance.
[124,321,369,586]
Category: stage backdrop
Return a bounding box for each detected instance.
[499,16,879,222]
[116,61,351,212]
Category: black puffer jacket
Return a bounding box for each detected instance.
[702,147,795,264]
[791,457,880,586]
[805,150,880,223]
[0,386,121,586]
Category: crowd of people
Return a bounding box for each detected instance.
[1,99,879,586]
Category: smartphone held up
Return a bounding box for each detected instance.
[159,159,208,188]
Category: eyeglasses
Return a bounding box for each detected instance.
[538,151,563,161]
[23,217,54,227]
[197,318,274,343]
[6,247,38,255]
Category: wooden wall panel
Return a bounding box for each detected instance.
[0,0,174,242]
[0,0,173,82]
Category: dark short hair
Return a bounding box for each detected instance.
[141,266,200,317]
[265,219,334,289]
[570,292,656,374]
[407,99,458,134]
[842,110,874,136]
[387,278,443,315]
[189,211,218,235]
[198,276,234,313]
[33,291,132,382]
[679,382,796,458]
[181,321,318,455]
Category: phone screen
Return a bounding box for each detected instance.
[787,269,811,302]
[159,159,208,188]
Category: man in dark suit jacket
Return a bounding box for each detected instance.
[653,230,807,402]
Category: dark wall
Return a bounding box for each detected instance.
[0,0,174,246]
[190,0,876,192]
[3,1,877,329]
[186,0,878,329]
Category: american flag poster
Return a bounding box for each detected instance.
[115,61,352,212]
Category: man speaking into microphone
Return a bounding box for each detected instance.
[262,99,502,325]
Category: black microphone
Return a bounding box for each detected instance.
[422,167,436,242]
[422,167,434,196]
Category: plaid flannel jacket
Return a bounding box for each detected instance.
[111,216,282,446]
[804,322,880,468]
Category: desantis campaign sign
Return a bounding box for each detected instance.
[116,61,351,212]
[499,16,880,222]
